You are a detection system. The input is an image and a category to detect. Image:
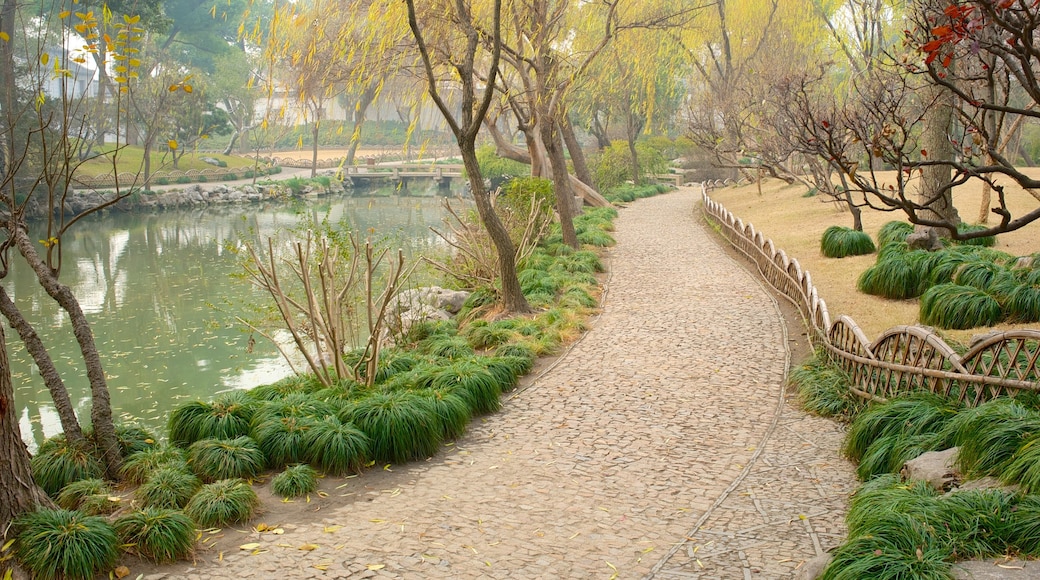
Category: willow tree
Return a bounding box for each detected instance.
[259,0,408,175]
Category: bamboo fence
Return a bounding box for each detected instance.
[701,184,1040,406]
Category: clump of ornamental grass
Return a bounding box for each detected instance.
[251,415,316,468]
[246,374,324,401]
[1007,494,1040,554]
[13,509,119,580]
[787,351,863,419]
[943,398,1040,477]
[518,268,562,297]
[402,318,459,344]
[821,225,876,258]
[251,392,337,422]
[431,359,503,415]
[187,436,266,482]
[857,432,945,481]
[494,342,537,361]
[1001,434,1040,494]
[271,464,319,498]
[119,444,187,484]
[842,394,960,467]
[953,260,1009,290]
[464,320,519,350]
[558,285,598,310]
[876,221,913,248]
[821,513,952,580]
[184,479,259,527]
[168,390,255,447]
[857,250,930,299]
[576,228,615,247]
[302,416,371,475]
[1003,283,1040,323]
[30,436,105,496]
[938,488,1018,559]
[551,249,604,274]
[876,240,909,262]
[371,349,422,383]
[114,425,157,457]
[955,222,996,247]
[415,387,472,440]
[136,466,201,509]
[919,284,1003,330]
[343,390,443,463]
[114,507,196,564]
[479,355,529,391]
[418,334,474,360]
[55,478,119,516]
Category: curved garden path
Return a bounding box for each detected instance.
[164,188,857,579]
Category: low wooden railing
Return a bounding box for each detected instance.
[701,184,1040,405]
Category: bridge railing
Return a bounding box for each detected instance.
[700,183,1040,405]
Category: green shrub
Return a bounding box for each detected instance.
[821,226,876,258]
[301,416,370,475]
[114,508,196,564]
[464,321,518,350]
[168,391,255,447]
[247,374,324,401]
[857,251,929,299]
[55,478,119,516]
[14,509,119,580]
[153,177,170,185]
[944,399,1040,477]
[344,391,443,463]
[136,466,201,509]
[919,284,1003,329]
[30,438,105,496]
[271,464,319,498]
[175,175,191,184]
[184,479,259,527]
[224,173,238,181]
[419,334,473,359]
[955,222,996,247]
[251,415,316,468]
[115,425,157,457]
[1003,283,1040,323]
[414,388,472,440]
[187,437,266,482]
[788,352,863,419]
[842,395,959,466]
[432,359,503,415]
[876,221,913,247]
[120,444,187,484]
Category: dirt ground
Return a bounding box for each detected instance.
[704,170,1040,344]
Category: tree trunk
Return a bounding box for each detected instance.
[311,120,320,179]
[560,115,593,186]
[0,287,84,444]
[223,130,241,156]
[539,116,580,248]
[459,151,530,314]
[910,79,960,250]
[0,322,53,533]
[11,227,122,477]
[346,86,377,167]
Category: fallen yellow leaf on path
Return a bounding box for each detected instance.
[239,543,261,550]
[367,564,385,570]
[299,544,319,551]
[114,565,130,578]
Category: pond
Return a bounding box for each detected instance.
[6,188,460,450]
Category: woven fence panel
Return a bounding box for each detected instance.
[701,185,1040,405]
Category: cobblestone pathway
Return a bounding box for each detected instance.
[167,188,857,579]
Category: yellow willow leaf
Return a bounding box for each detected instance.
[113,76,126,83]
[168,84,180,92]
[40,53,49,65]
[367,564,385,571]
[298,544,319,551]
[1,539,14,552]
[210,4,216,17]
[182,84,193,93]
[114,65,127,73]
[128,58,140,67]
[122,14,140,24]
[3,570,10,580]
[0,32,8,42]
[168,140,178,150]
[58,10,71,18]
[323,526,341,533]
[239,543,261,550]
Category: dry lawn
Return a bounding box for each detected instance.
[705,169,1040,345]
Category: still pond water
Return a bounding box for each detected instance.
[7,189,456,450]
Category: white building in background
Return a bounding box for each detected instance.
[40,46,99,101]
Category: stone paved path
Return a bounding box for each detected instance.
[166,188,857,579]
